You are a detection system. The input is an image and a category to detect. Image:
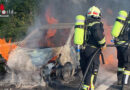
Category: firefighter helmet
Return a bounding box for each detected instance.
[87,6,101,18]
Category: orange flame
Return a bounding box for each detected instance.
[45,8,58,24]
[105,55,115,64]
[0,39,17,61]
[45,8,58,47]
[48,55,58,63]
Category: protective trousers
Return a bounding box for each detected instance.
[122,46,130,90]
[116,46,126,85]
[80,46,100,90]
[117,46,130,90]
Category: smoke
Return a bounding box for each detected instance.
[5,47,54,88]
[23,0,89,48]
[26,0,130,29]
[95,0,130,25]
[40,0,130,25]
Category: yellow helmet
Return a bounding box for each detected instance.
[87,6,101,18]
[117,10,128,20]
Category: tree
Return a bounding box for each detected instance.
[0,0,42,41]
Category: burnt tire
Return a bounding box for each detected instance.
[0,63,6,80]
[61,62,73,82]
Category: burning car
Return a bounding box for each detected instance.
[0,23,81,89]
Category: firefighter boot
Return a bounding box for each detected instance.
[117,67,124,85]
[122,70,130,90]
[61,62,73,82]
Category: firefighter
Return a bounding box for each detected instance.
[111,10,130,89]
[74,6,106,90]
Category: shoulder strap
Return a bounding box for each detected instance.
[87,21,101,27]
[118,20,130,42]
[84,21,101,45]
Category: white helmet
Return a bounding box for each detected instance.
[87,6,101,18]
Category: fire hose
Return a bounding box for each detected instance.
[78,44,116,90]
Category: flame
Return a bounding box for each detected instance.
[46,29,57,39]
[0,39,17,61]
[45,8,58,24]
[45,8,58,47]
[48,55,58,63]
[105,55,115,64]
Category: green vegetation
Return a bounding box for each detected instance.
[0,0,42,41]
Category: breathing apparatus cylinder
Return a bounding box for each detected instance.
[111,10,128,38]
[74,15,85,45]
